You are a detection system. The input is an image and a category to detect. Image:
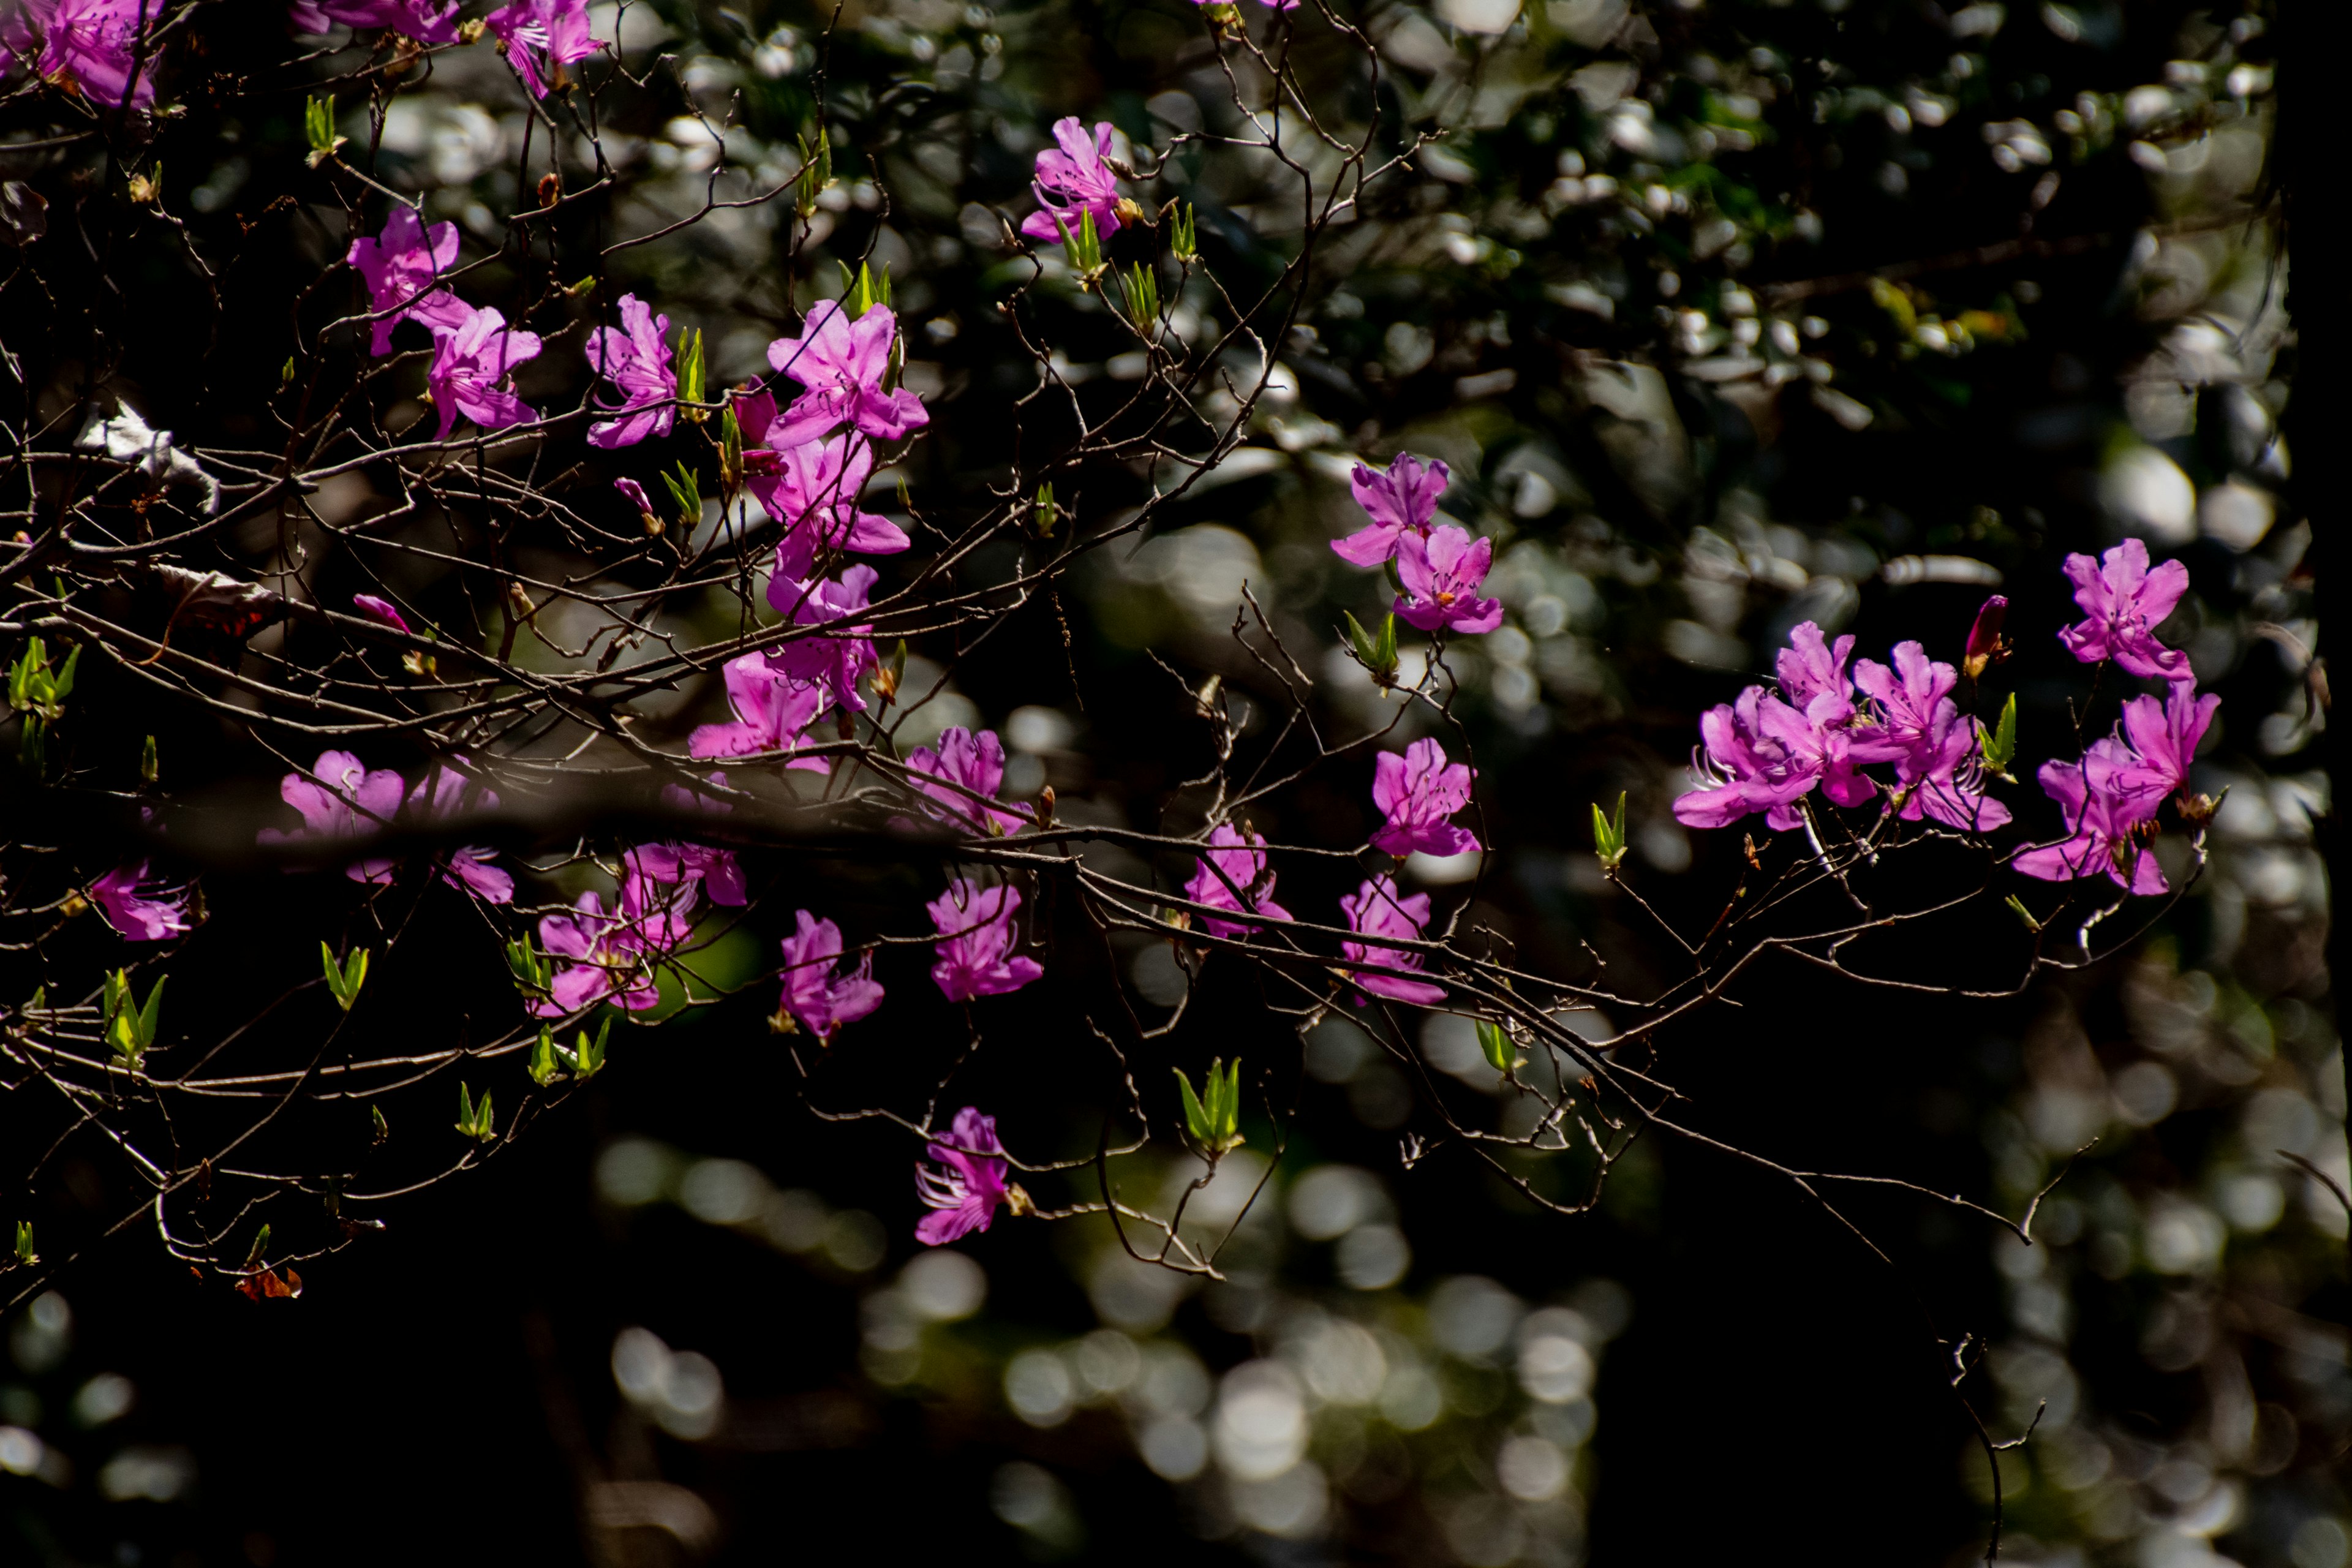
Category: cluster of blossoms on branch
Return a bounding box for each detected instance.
[1672,540,2217,899]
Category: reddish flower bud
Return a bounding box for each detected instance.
[1964,594,2010,679]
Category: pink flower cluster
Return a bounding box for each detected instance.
[1,0,157,111]
[258,749,515,902]
[1328,452,1503,636]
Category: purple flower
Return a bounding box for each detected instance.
[915,1106,1016,1246]
[584,293,677,450]
[1964,594,2010,679]
[535,891,660,1015]
[1673,686,1820,832]
[1332,452,1449,567]
[765,565,881,715]
[761,301,930,449]
[614,477,658,529]
[688,652,831,771]
[345,208,469,356]
[352,593,410,633]
[89,861,191,941]
[258,749,404,883]
[288,0,459,42]
[2013,742,2168,895]
[2056,539,2193,684]
[405,762,513,903]
[2112,684,2219,807]
[928,880,1043,1002]
[625,841,747,908]
[1184,823,1292,940]
[484,0,599,97]
[751,434,912,581]
[1851,641,2011,831]
[1393,526,1504,636]
[1340,875,1446,1006]
[1370,737,1480,858]
[777,910,885,1042]
[1776,622,1859,727]
[9,0,154,111]
[905,728,1031,837]
[1020,118,1129,244]
[426,305,542,440]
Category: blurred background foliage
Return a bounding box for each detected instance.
[1,0,2339,1564]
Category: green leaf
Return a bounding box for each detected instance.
[1170,202,1197,262]
[2004,894,2043,934]
[1980,693,2018,780]
[1174,1065,1212,1148]
[140,733,158,785]
[1476,1017,1524,1074]
[14,1220,34,1265]
[322,943,369,1011]
[1592,791,1628,873]
[528,1027,560,1086]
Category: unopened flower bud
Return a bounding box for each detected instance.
[1963,594,2011,679]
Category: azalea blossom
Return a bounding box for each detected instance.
[761,300,930,449]
[1020,118,1129,244]
[776,910,885,1042]
[1776,622,1859,728]
[765,565,881,715]
[345,208,468,355]
[915,1106,1019,1246]
[405,762,513,903]
[688,653,831,771]
[1332,451,1449,567]
[741,426,911,580]
[258,750,404,884]
[425,305,542,440]
[625,841,747,908]
[905,728,1031,836]
[484,0,600,97]
[1370,738,1480,858]
[2013,742,2168,895]
[2056,538,2193,684]
[1340,875,1446,1006]
[6,0,155,110]
[1851,641,2010,831]
[928,880,1043,1002]
[533,891,661,1015]
[585,294,677,450]
[288,0,459,42]
[2110,684,2220,809]
[1673,686,1823,831]
[1184,823,1292,940]
[89,861,192,941]
[1393,525,1504,635]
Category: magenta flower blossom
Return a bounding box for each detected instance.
[2056,538,2193,684]
[905,728,1032,837]
[614,476,658,527]
[2113,684,2219,807]
[1020,118,1129,244]
[7,0,155,111]
[688,652,831,772]
[405,763,513,903]
[915,1106,1016,1246]
[625,841,747,908]
[777,910,885,1043]
[1332,452,1449,567]
[1184,823,1292,940]
[2013,742,2168,895]
[1776,622,1858,728]
[765,565,881,715]
[89,861,191,941]
[534,891,661,1015]
[258,749,404,884]
[345,208,469,356]
[426,305,542,440]
[1340,875,1446,1007]
[761,301,930,449]
[1673,687,1823,832]
[1850,642,2011,831]
[749,432,912,580]
[1394,526,1504,636]
[352,594,410,633]
[927,880,1044,1002]
[584,294,677,450]
[484,0,600,97]
[288,0,459,42]
[1370,738,1480,859]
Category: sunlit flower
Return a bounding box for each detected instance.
[745,429,911,581]
[89,861,192,941]
[345,208,468,356]
[425,304,542,440]
[1332,451,1448,567]
[2056,538,2193,684]
[484,0,600,97]
[2013,742,2167,895]
[1852,641,2010,831]
[1185,823,1292,940]
[1393,525,1503,635]
[625,841,746,908]
[905,728,1031,836]
[585,293,677,450]
[1340,874,1446,1006]
[258,749,404,884]
[915,1106,1019,1246]
[760,301,930,448]
[765,565,881,715]
[927,879,1042,1002]
[287,0,459,43]
[1020,118,1129,244]
[776,910,884,1042]
[1370,737,1480,858]
[7,0,156,110]
[405,761,513,903]
[534,891,660,1014]
[688,652,831,771]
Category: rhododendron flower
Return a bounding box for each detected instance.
[1673,687,1821,831]
[405,762,513,903]
[905,728,1031,836]
[1851,642,2010,831]
[1393,525,1503,635]
[288,0,459,43]
[534,891,662,1014]
[1020,118,1129,243]
[1371,738,1479,858]
[345,208,467,355]
[626,842,746,908]
[766,565,881,715]
[485,0,600,97]
[426,306,542,440]
[750,433,911,580]
[585,294,677,450]
[352,594,409,633]
[1332,451,1448,567]
[2013,743,2167,895]
[2056,538,2193,684]
[1184,823,1292,940]
[689,654,829,770]
[89,861,191,941]
[2111,684,2219,808]
[777,911,885,1042]
[1776,622,1858,728]
[8,0,154,110]
[915,1107,1017,1246]
[258,750,404,883]
[1340,875,1446,1006]
[928,880,1042,1002]
[761,301,930,448]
